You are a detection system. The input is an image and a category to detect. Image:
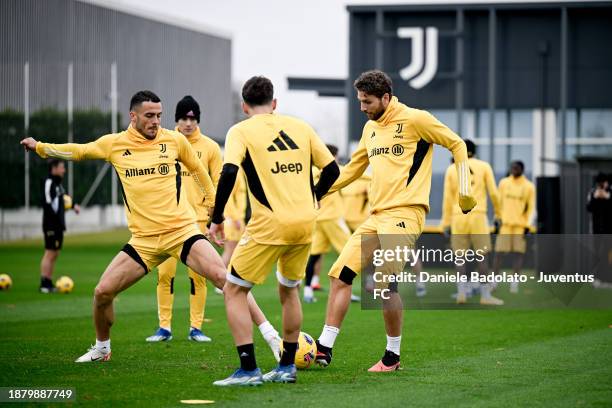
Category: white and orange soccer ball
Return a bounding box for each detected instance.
[0,274,12,290]
[281,331,317,369]
[55,276,74,294]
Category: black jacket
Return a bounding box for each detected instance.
[586,186,612,234]
[42,175,67,231]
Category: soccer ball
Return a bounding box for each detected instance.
[281,331,317,369]
[0,274,12,290]
[55,276,74,294]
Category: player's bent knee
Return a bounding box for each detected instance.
[94,284,115,304]
[225,266,254,289]
[276,270,301,288]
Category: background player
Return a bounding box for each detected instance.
[209,76,339,386]
[314,70,476,372]
[146,96,221,343]
[493,160,535,293]
[304,144,360,304]
[20,90,278,364]
[440,139,502,305]
[39,159,80,293]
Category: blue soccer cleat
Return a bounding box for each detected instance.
[262,364,297,383]
[145,327,172,342]
[213,368,263,387]
[188,327,212,342]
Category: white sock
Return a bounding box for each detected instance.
[304,286,314,298]
[96,339,110,353]
[386,335,401,355]
[480,283,492,299]
[457,281,468,296]
[318,325,340,348]
[258,321,279,343]
[312,275,320,286]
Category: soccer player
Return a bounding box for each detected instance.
[20,90,279,363]
[145,96,212,343]
[314,70,476,372]
[440,139,503,305]
[39,159,81,293]
[208,76,339,386]
[304,144,359,304]
[493,160,535,293]
[342,172,371,233]
[221,170,247,268]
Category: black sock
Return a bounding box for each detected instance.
[279,341,298,366]
[40,277,52,288]
[237,343,257,371]
[316,340,332,354]
[381,349,400,366]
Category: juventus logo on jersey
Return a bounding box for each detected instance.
[267,130,299,152]
[159,143,167,153]
[396,123,403,133]
[122,149,132,156]
[197,151,202,159]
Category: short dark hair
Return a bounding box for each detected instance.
[130,90,161,111]
[48,158,63,173]
[326,144,339,157]
[595,172,608,184]
[511,160,525,171]
[242,76,274,106]
[353,70,393,98]
[465,139,476,157]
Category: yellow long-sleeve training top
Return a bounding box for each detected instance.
[179,126,222,223]
[35,125,215,237]
[224,169,247,222]
[342,172,371,224]
[327,96,472,213]
[441,157,501,228]
[498,175,535,228]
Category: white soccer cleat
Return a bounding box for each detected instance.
[75,345,111,363]
[480,296,505,306]
[267,333,282,362]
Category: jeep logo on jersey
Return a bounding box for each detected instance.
[158,163,170,175]
[392,144,404,156]
[397,27,438,89]
[271,161,303,174]
[125,167,155,178]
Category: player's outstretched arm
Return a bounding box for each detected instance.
[413,110,476,213]
[20,135,113,161]
[177,134,216,207]
[323,137,369,197]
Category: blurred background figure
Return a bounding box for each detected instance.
[40,159,80,293]
[586,173,612,234]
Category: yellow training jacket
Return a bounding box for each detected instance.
[224,113,334,245]
[224,169,247,221]
[179,127,222,223]
[441,157,500,228]
[327,96,471,213]
[35,125,215,237]
[498,175,535,228]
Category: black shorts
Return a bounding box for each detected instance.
[44,229,64,250]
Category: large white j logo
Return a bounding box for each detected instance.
[397,27,439,90]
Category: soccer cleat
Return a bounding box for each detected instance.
[146,327,172,342]
[368,359,400,372]
[456,292,467,304]
[188,327,212,342]
[350,293,361,302]
[480,296,504,306]
[312,283,322,291]
[315,341,332,367]
[303,295,317,304]
[213,368,263,387]
[267,333,282,362]
[262,364,297,383]
[39,286,57,294]
[75,345,111,363]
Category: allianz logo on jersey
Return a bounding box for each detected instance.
[397,27,438,89]
[125,164,170,178]
[369,144,404,158]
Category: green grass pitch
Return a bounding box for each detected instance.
[0,229,611,407]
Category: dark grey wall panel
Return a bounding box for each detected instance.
[0,0,232,140]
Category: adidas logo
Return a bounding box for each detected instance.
[122,149,132,156]
[267,131,299,152]
[371,131,376,138]
[396,221,406,228]
[240,352,249,358]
